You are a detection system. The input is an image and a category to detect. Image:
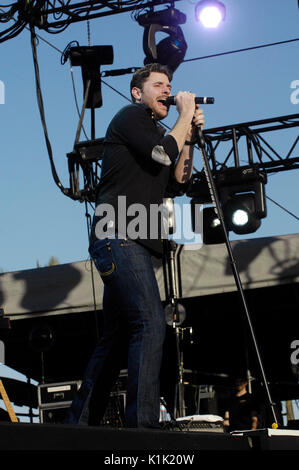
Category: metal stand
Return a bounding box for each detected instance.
[163,240,183,326]
[195,126,279,427]
[173,326,193,418]
[74,78,92,148]
[162,240,194,419]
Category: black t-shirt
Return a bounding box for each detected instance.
[90,103,188,257]
[227,392,258,431]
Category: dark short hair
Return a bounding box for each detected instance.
[130,63,173,102]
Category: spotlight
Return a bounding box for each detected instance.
[196,167,267,244]
[217,167,267,236]
[223,194,262,235]
[232,209,249,227]
[195,0,226,28]
[202,206,225,244]
[137,8,187,72]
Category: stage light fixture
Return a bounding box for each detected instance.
[223,194,262,235]
[232,209,249,227]
[202,206,225,244]
[217,167,267,236]
[68,45,114,108]
[198,167,267,244]
[195,1,226,28]
[137,8,187,72]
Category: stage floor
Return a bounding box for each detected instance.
[0,423,299,455]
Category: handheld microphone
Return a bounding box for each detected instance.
[165,96,214,106]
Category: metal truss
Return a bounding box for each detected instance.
[66,113,299,203]
[202,113,299,176]
[0,0,178,42]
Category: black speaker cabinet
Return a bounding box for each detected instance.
[38,381,81,424]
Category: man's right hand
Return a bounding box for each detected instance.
[175,91,196,120]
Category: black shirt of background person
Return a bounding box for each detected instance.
[227,392,259,431]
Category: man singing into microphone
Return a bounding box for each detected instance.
[66,63,204,429]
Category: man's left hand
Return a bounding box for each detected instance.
[186,105,205,140]
[193,104,205,129]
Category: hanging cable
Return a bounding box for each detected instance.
[84,200,100,341]
[29,23,69,196]
[266,195,299,222]
[86,0,91,47]
[183,38,299,64]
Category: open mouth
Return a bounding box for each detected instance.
[157,99,167,108]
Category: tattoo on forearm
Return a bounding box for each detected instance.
[182,148,193,182]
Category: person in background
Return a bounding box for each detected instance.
[224,377,259,431]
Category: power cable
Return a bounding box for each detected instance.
[84,199,100,341]
[29,29,90,138]
[100,78,132,104]
[29,24,69,196]
[266,195,299,222]
[183,38,299,64]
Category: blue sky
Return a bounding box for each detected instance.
[0,0,298,273]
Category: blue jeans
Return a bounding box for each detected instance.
[65,238,166,428]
